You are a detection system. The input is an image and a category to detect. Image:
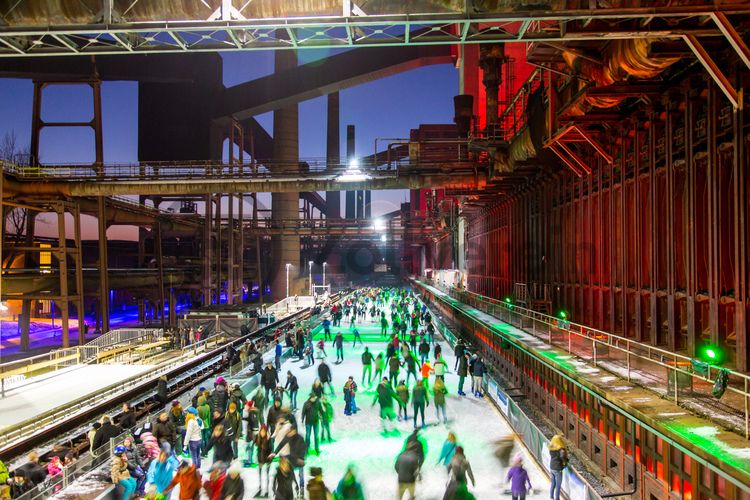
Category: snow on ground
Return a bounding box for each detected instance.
[0,363,154,429]
[193,297,551,499]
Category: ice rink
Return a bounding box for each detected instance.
[198,306,552,499]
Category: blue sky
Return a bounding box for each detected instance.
[0,49,458,238]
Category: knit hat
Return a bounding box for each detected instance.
[229,402,237,411]
[310,466,322,477]
[186,407,198,415]
[171,400,180,407]
[216,376,225,385]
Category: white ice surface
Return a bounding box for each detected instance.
[191,305,551,499]
[0,363,153,429]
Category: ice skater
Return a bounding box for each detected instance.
[333,331,344,363]
[372,377,398,433]
[352,327,362,348]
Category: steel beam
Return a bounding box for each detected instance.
[683,34,740,109]
[0,5,741,57]
[711,12,750,71]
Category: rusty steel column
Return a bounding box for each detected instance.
[97,196,109,333]
[634,117,645,342]
[238,193,244,302]
[732,70,747,371]
[215,193,222,302]
[203,193,213,305]
[19,210,35,351]
[155,221,165,329]
[73,202,85,345]
[227,193,234,305]
[685,82,698,357]
[648,105,658,346]
[665,93,678,352]
[137,220,146,324]
[271,49,301,300]
[57,204,69,347]
[707,80,720,346]
[326,92,341,219]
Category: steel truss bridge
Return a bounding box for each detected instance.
[0,1,748,57]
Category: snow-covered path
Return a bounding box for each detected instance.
[201,296,552,499]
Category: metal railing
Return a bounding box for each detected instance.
[420,279,750,440]
[0,348,81,396]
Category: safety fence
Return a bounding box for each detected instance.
[421,279,750,440]
[427,300,602,500]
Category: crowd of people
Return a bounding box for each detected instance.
[0,287,565,500]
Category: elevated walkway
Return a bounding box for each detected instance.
[415,279,750,495]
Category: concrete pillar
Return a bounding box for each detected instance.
[345,125,356,218]
[271,49,301,300]
[326,92,341,219]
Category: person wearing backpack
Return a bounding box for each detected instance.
[548,434,568,500]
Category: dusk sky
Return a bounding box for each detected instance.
[0,48,458,240]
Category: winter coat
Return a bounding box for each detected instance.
[396,384,409,406]
[273,468,297,500]
[92,421,121,450]
[334,476,365,500]
[0,460,8,484]
[272,421,293,456]
[438,441,457,466]
[395,450,420,483]
[165,466,202,500]
[153,419,177,446]
[111,455,131,484]
[321,401,334,423]
[245,408,261,439]
[221,474,245,500]
[119,410,137,430]
[361,351,373,365]
[274,433,307,467]
[147,459,177,493]
[471,359,485,377]
[262,367,279,389]
[549,449,568,472]
[506,465,532,495]
[302,399,322,424]
[433,380,447,406]
[448,454,475,485]
[388,357,401,374]
[266,404,285,429]
[156,379,168,402]
[318,363,332,383]
[10,480,33,498]
[434,359,447,377]
[203,472,226,500]
[333,334,343,348]
[140,432,161,460]
[412,384,429,406]
[254,433,273,464]
[374,382,396,408]
[210,385,229,414]
[286,375,299,392]
[224,410,243,440]
[206,433,234,464]
[229,387,246,408]
[458,356,468,377]
[419,341,430,355]
[169,409,186,429]
[306,477,331,500]
[197,396,212,428]
[185,417,202,443]
[17,461,47,486]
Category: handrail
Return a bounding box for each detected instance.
[421,279,750,440]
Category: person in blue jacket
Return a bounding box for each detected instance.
[146,450,178,499]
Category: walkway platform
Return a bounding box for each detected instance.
[0,364,153,431]
[419,282,750,492]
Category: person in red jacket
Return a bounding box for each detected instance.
[202,462,227,500]
[164,461,202,500]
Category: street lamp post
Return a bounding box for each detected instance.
[323,262,327,288]
[285,263,291,298]
[308,261,313,295]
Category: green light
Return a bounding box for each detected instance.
[504,297,512,304]
[699,344,724,364]
[559,311,567,320]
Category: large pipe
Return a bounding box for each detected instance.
[2,173,488,197]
